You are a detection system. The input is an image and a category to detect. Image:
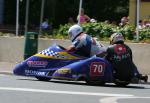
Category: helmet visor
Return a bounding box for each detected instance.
[68,31,72,40]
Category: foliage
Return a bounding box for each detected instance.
[57,24,72,36]
[0,22,149,43]
[0,32,3,36]
[56,22,114,39]
[139,27,150,40]
[55,22,150,43]
[116,24,135,40]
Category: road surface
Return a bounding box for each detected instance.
[0,74,150,103]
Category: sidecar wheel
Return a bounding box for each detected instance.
[35,76,51,81]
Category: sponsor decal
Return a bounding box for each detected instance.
[27,61,48,67]
[25,70,46,76]
[114,45,126,55]
[56,68,71,74]
[113,53,130,61]
[90,62,105,76]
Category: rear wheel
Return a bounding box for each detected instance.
[114,79,130,87]
[35,76,51,81]
[86,79,105,86]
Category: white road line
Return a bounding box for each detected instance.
[100,96,150,103]
[0,87,133,97]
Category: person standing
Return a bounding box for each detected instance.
[77,8,90,24]
[41,18,50,30]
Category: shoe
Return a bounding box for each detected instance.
[142,75,148,83]
[136,74,148,83]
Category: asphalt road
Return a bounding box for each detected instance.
[0,74,150,103]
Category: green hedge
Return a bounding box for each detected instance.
[55,22,150,42]
[139,27,150,40]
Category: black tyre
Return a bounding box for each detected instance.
[86,79,105,86]
[114,79,130,87]
[35,76,51,81]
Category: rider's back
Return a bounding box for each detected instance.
[106,43,135,81]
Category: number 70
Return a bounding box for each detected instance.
[93,64,103,73]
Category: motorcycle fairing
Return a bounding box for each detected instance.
[13,44,113,83]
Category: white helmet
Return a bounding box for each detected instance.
[68,24,83,41]
[110,32,124,44]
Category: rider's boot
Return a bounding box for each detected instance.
[137,74,148,82]
[141,75,148,82]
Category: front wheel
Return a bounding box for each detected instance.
[35,76,51,81]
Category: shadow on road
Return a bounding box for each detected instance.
[17,78,147,89]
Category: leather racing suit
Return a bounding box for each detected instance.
[105,42,147,82]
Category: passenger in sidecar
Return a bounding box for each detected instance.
[105,32,148,84]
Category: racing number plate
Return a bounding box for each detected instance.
[90,62,105,76]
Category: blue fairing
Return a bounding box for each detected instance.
[52,56,113,82]
[13,44,113,82]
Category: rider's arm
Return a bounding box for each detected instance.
[67,37,84,52]
[66,45,77,52]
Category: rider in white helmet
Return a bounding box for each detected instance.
[67,24,106,57]
[68,24,83,42]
